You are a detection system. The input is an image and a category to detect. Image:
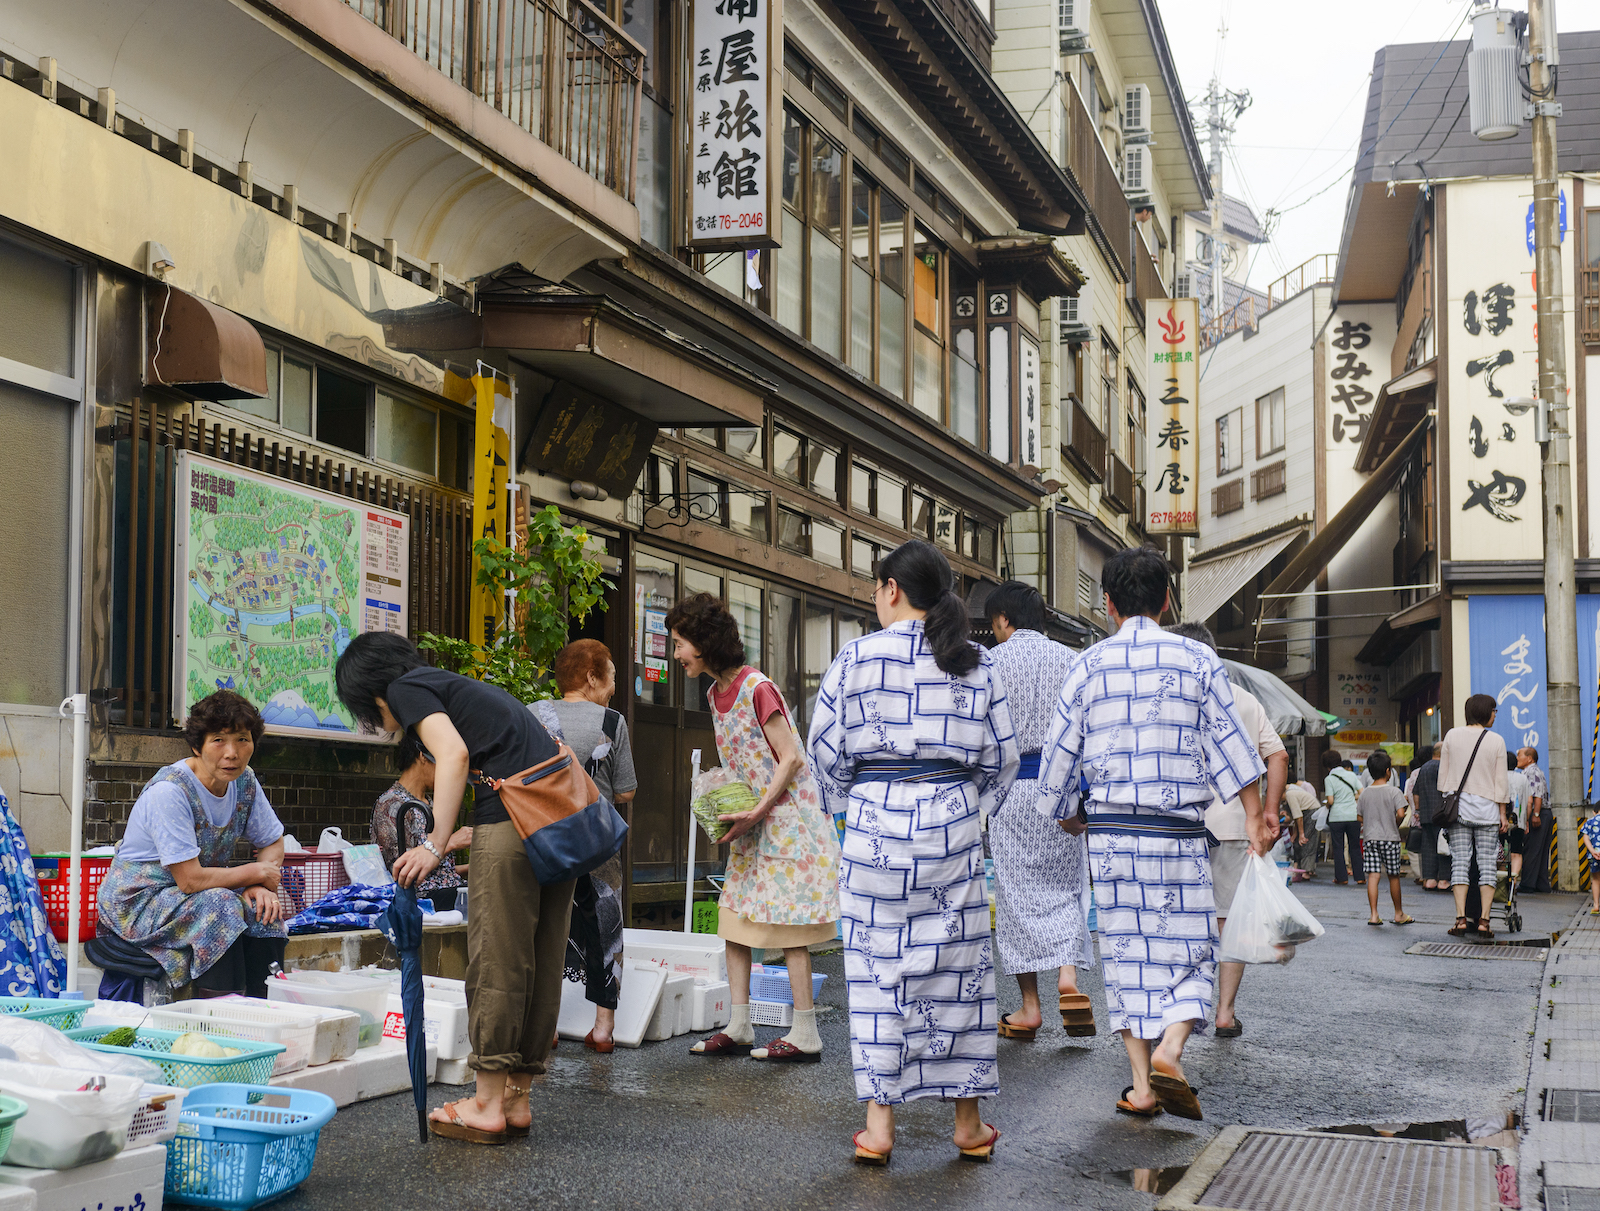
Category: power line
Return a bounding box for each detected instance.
[1359,1,1475,174]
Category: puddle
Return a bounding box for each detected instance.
[1318,1112,1520,1143]
[1084,1167,1190,1196]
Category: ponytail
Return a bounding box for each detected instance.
[876,539,979,676]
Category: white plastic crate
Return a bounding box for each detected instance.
[148,1004,314,1075]
[211,995,359,1066]
[127,1085,185,1148]
[749,1000,793,1028]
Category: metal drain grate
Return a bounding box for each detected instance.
[1546,1187,1600,1211]
[1406,940,1547,961]
[1545,1089,1600,1122]
[1156,1127,1503,1211]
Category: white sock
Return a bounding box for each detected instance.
[725,1003,754,1044]
[780,1007,822,1053]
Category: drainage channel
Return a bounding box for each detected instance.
[1132,1117,1518,1211]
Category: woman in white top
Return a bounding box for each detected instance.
[1437,694,1510,939]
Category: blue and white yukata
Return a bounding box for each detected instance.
[809,620,1018,1105]
[986,630,1093,976]
[1035,616,1264,1040]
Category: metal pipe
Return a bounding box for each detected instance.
[683,749,701,934]
[59,693,87,994]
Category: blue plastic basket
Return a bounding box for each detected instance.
[67,1027,284,1088]
[164,1083,336,1209]
[0,996,91,1031]
[748,964,826,1004]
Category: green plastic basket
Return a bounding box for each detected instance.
[0,996,90,1031]
[66,1026,283,1089]
[0,1094,26,1166]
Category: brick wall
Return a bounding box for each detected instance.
[85,731,400,851]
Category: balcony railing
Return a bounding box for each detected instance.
[1062,396,1107,484]
[1250,459,1286,500]
[1264,254,1337,309]
[1104,453,1134,515]
[1062,83,1129,280]
[343,0,644,199]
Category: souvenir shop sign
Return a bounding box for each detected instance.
[689,0,784,250]
[1145,298,1199,534]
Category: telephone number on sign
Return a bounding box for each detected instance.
[1147,510,1196,525]
[700,212,767,230]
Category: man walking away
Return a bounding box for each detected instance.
[1169,623,1286,1040]
[1036,547,1270,1122]
[1505,754,1532,890]
[1358,751,1412,926]
[984,581,1094,1041]
[1519,748,1552,893]
[1409,745,1445,890]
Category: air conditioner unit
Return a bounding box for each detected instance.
[1123,144,1152,200]
[1060,285,1092,343]
[1059,0,1089,44]
[1123,84,1151,142]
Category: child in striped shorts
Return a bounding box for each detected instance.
[1358,751,1412,927]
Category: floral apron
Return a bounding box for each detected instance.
[712,670,840,926]
[97,762,285,987]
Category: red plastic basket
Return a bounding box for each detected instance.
[276,850,351,918]
[33,854,113,942]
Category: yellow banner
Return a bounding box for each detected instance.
[471,368,513,648]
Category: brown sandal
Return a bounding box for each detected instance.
[427,1099,508,1145]
[958,1124,1000,1162]
[1448,916,1473,937]
[690,1031,752,1056]
[751,1038,821,1063]
[996,1013,1037,1040]
[1059,992,1096,1037]
[1149,1062,1204,1121]
[1116,1086,1162,1118]
[1478,918,1495,940]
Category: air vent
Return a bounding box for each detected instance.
[1404,940,1546,961]
[1545,1089,1600,1123]
[1546,1188,1600,1211]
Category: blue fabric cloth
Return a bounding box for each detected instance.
[1015,753,1041,781]
[1035,615,1266,824]
[117,771,283,865]
[287,883,397,934]
[1581,813,1600,854]
[0,788,66,997]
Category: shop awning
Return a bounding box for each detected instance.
[1258,417,1431,619]
[384,293,771,427]
[1221,658,1332,736]
[1356,360,1436,473]
[1183,528,1305,623]
[145,285,268,400]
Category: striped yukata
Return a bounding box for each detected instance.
[1035,616,1264,1040]
[809,620,1018,1105]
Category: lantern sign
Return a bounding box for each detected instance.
[1145,298,1199,534]
[689,0,784,250]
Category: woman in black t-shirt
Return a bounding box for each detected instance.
[337,632,567,1145]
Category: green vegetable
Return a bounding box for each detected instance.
[692,781,757,844]
[99,1026,138,1048]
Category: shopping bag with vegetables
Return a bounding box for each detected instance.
[691,766,758,844]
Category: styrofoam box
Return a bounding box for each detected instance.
[557,962,664,1048]
[0,1185,32,1210]
[0,1143,165,1211]
[435,1057,471,1085]
[643,973,693,1041]
[689,980,731,1033]
[270,1057,360,1108]
[622,929,727,984]
[383,992,470,1060]
[352,1038,437,1101]
[212,995,360,1066]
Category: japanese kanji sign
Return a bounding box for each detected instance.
[524,383,659,498]
[689,0,783,250]
[1145,298,1198,534]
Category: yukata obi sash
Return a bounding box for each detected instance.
[1086,812,1216,843]
[1015,753,1042,781]
[850,758,974,785]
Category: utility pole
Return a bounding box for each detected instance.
[1528,0,1580,888]
[1208,78,1224,336]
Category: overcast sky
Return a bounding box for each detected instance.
[1156,0,1600,288]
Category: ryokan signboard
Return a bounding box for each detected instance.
[1145,298,1199,535]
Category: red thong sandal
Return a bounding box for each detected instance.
[853,1130,891,1166]
[690,1032,753,1057]
[751,1038,822,1063]
[957,1124,1001,1162]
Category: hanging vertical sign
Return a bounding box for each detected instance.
[1145,298,1199,534]
[1020,334,1041,469]
[471,365,514,648]
[689,0,783,250]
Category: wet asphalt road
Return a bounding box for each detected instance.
[279,875,1576,1210]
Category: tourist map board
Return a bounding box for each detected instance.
[173,452,410,740]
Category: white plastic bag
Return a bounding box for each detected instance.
[0,1059,144,1168]
[1437,830,1452,856]
[1218,852,1326,965]
[1266,836,1289,867]
[1311,806,1330,834]
[318,827,351,853]
[341,844,392,886]
[0,1016,162,1083]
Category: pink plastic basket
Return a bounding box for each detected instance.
[275,850,350,917]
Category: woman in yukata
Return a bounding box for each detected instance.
[668,593,842,1065]
[808,539,1019,1166]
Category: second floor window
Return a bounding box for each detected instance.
[1099,332,1119,434]
[1218,407,1243,476]
[1257,387,1286,457]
